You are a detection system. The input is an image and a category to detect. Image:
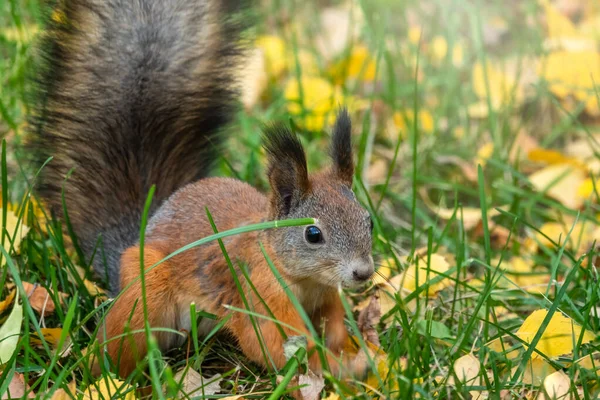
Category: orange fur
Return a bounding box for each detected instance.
[96,245,179,377]
[96,188,367,378]
[96,112,374,379]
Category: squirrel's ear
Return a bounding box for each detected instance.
[263,124,310,218]
[330,108,354,186]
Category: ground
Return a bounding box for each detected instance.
[0,0,599,399]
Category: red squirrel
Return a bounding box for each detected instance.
[29,0,374,378]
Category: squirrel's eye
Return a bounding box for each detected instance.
[305,225,323,244]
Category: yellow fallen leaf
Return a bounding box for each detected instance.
[509,131,540,163]
[452,353,480,384]
[535,219,596,253]
[82,279,106,299]
[485,335,521,361]
[429,36,447,62]
[365,351,392,393]
[541,0,596,51]
[0,289,16,315]
[420,188,506,231]
[577,178,594,199]
[540,371,573,400]
[490,306,519,322]
[565,134,600,177]
[255,35,286,77]
[579,13,600,39]
[392,110,434,137]
[399,253,452,296]
[543,0,579,39]
[476,142,494,166]
[84,378,135,400]
[540,51,600,116]
[453,127,465,139]
[528,163,587,209]
[321,394,340,400]
[0,25,39,43]
[436,207,492,231]
[516,357,556,385]
[527,148,579,166]
[51,9,68,25]
[371,258,400,286]
[1,196,49,234]
[374,283,400,317]
[472,61,523,108]
[31,328,62,346]
[286,49,320,77]
[408,26,421,45]
[516,309,595,359]
[50,381,77,400]
[330,45,377,83]
[1,207,30,266]
[574,351,600,370]
[503,257,548,289]
[451,43,464,67]
[340,335,390,392]
[284,77,343,131]
[467,101,491,119]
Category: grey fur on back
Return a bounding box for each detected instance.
[29,0,248,293]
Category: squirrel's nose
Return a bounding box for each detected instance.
[349,257,374,282]
[352,268,373,281]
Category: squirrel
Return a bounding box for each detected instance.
[29,0,375,379]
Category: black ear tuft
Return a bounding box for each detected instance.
[330,108,354,185]
[263,124,310,218]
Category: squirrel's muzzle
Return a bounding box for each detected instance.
[349,257,374,283]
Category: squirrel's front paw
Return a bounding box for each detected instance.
[343,347,372,380]
[311,349,371,380]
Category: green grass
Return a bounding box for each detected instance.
[1,0,600,398]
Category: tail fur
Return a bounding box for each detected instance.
[29,0,247,293]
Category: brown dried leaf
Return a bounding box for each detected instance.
[173,368,222,397]
[298,372,325,400]
[21,282,66,317]
[357,296,381,347]
[3,372,34,399]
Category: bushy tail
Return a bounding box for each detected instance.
[29,0,248,293]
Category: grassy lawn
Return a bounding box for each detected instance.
[1,0,600,398]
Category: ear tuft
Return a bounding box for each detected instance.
[263,124,310,217]
[330,108,354,185]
